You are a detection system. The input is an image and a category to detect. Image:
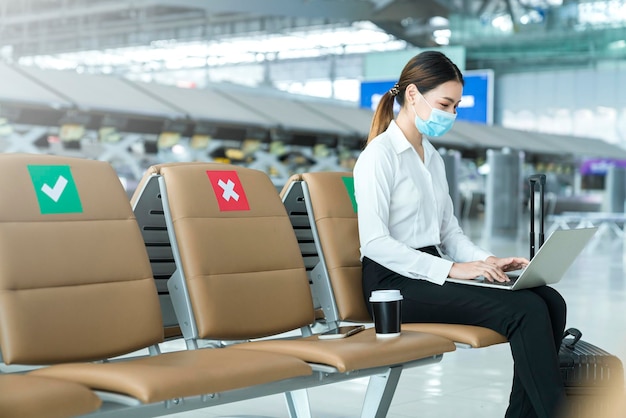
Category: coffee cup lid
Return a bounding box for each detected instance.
[369,289,403,302]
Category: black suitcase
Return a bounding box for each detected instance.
[529,175,624,412]
[559,327,624,394]
[559,327,624,416]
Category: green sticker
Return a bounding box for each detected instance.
[342,176,357,213]
[28,165,83,214]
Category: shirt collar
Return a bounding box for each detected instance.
[386,120,435,162]
[386,120,412,154]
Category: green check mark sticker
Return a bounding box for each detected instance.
[28,165,83,214]
[342,176,357,213]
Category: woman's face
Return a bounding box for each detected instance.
[412,80,463,121]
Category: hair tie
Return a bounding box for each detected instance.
[389,83,400,97]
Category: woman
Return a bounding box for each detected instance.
[353,51,566,418]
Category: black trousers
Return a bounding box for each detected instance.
[362,251,567,418]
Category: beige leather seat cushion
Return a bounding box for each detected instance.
[403,324,507,348]
[0,374,101,418]
[31,348,311,404]
[233,328,456,373]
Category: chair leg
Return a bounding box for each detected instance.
[360,366,402,418]
[285,389,312,418]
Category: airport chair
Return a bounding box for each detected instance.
[0,154,313,418]
[281,172,508,349]
[0,374,102,418]
[132,162,456,418]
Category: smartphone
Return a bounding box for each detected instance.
[318,325,365,340]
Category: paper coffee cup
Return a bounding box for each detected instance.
[369,290,403,338]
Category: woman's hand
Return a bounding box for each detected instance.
[448,261,510,283]
[485,256,529,272]
[448,256,529,283]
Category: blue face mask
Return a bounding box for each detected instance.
[412,93,456,137]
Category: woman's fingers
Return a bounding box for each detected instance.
[488,256,529,272]
[449,261,509,282]
[482,262,509,282]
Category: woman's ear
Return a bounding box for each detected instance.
[404,84,418,105]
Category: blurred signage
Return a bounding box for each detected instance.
[157,132,181,149]
[359,80,399,113]
[459,70,493,125]
[359,69,493,125]
[59,124,85,141]
[99,127,121,143]
[580,158,626,175]
[190,134,211,149]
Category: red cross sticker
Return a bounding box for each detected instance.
[206,170,250,211]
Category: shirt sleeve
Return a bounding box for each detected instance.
[353,144,453,285]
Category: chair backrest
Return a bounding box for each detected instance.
[142,163,315,342]
[0,154,163,365]
[285,172,371,323]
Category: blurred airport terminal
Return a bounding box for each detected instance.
[0,1,626,417]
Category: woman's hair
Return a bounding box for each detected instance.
[366,51,464,144]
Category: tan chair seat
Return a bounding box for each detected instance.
[0,374,101,418]
[403,324,507,348]
[233,329,456,373]
[31,348,311,404]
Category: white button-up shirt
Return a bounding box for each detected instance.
[353,120,493,285]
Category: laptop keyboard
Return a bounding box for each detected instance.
[491,278,516,287]
[491,273,520,287]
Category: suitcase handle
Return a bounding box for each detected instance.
[529,174,546,259]
[562,327,582,349]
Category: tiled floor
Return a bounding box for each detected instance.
[166,221,626,418]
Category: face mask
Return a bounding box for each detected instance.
[412,93,456,137]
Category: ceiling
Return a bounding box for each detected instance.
[2,0,626,71]
[0,0,446,56]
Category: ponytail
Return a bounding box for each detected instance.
[367,91,396,144]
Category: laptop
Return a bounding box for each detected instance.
[445,227,597,290]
